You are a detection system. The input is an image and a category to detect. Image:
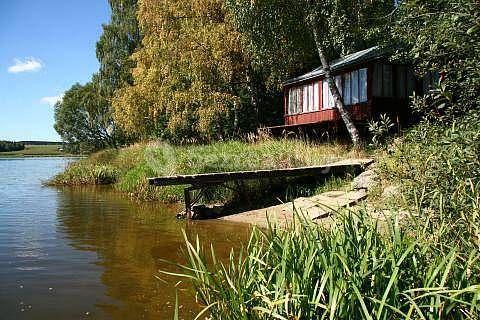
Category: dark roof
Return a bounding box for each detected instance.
[284,46,384,86]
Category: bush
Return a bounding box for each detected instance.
[49,162,119,185]
[0,140,25,152]
[378,111,480,215]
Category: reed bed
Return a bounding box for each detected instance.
[169,203,480,319]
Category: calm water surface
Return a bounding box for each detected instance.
[0,157,250,319]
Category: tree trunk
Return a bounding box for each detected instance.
[246,65,260,128]
[307,15,363,147]
[233,100,239,134]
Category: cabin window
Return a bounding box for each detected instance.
[313,82,319,111]
[322,81,334,109]
[395,66,406,98]
[383,65,393,97]
[373,63,414,99]
[288,82,320,115]
[351,70,359,104]
[359,68,368,102]
[343,73,351,105]
[335,75,342,96]
[302,85,308,112]
[407,69,415,97]
[296,87,301,112]
[341,68,368,105]
[288,88,294,114]
[373,64,382,96]
[308,84,314,112]
[288,87,302,114]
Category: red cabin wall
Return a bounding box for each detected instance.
[284,62,373,126]
[282,61,410,127]
[284,104,371,126]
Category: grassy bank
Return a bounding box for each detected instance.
[171,113,480,319]
[0,144,67,157]
[48,138,364,202]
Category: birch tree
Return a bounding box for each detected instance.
[227,0,394,146]
[112,0,252,142]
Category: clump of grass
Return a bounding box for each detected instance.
[49,161,119,185]
[168,208,480,319]
[49,138,361,201]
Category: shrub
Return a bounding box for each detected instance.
[377,111,480,215]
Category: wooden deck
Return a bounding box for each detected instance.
[220,189,367,228]
[148,159,373,186]
[148,158,373,219]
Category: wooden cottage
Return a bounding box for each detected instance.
[277,46,416,130]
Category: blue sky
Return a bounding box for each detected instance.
[0,0,111,141]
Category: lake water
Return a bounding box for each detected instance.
[0,157,250,319]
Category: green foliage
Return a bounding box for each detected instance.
[51,161,119,185]
[55,0,141,152]
[226,0,394,145]
[54,81,119,152]
[378,111,480,214]
[393,0,480,119]
[368,114,395,147]
[168,110,480,319]
[112,0,265,143]
[226,0,395,86]
[96,0,141,97]
[0,141,25,152]
[172,209,480,319]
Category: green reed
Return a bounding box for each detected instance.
[167,204,479,319]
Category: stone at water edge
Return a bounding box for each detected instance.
[351,169,378,190]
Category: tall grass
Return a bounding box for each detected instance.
[167,114,480,319]
[168,207,480,319]
[49,138,362,201]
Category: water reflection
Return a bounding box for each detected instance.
[0,158,250,320]
[55,186,250,319]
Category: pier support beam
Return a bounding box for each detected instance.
[184,187,193,219]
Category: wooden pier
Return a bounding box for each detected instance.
[148,158,373,219]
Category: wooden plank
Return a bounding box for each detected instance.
[148,159,373,187]
[220,189,367,227]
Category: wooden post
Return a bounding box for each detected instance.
[184,187,192,219]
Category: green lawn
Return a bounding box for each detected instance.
[0,144,67,157]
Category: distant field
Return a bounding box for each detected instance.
[0,144,67,157]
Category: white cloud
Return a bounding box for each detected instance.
[40,94,64,107]
[8,57,43,73]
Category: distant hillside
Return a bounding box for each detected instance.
[20,141,62,145]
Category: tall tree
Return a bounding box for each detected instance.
[227,0,394,146]
[54,80,117,152]
[96,0,142,97]
[112,0,252,142]
[393,0,480,121]
[55,0,141,151]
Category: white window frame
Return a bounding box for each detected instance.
[296,87,301,113]
[322,81,334,109]
[359,68,368,103]
[351,70,359,104]
[313,82,319,111]
[308,84,314,112]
